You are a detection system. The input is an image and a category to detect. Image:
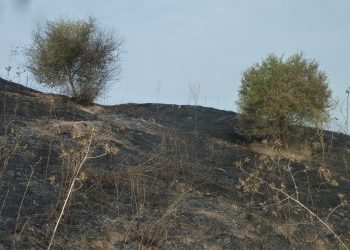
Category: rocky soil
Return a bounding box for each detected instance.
[0,77,350,249]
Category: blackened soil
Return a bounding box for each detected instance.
[0,80,349,249]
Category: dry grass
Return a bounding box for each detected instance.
[249,141,313,162]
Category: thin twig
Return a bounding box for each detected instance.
[326,202,349,223]
[47,134,93,250]
[0,188,9,216]
[240,167,349,250]
[15,158,41,240]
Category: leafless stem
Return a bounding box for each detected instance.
[15,158,41,240]
[47,132,104,249]
[0,188,9,216]
[326,202,349,223]
[240,166,349,250]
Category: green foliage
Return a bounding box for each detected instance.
[26,17,122,104]
[238,53,332,142]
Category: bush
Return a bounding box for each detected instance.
[237,53,332,144]
[26,17,122,104]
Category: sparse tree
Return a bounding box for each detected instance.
[237,53,332,145]
[26,17,122,103]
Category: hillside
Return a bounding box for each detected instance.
[0,78,350,249]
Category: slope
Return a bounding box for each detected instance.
[0,80,349,249]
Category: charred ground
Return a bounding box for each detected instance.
[0,78,350,249]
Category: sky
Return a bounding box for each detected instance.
[0,0,349,115]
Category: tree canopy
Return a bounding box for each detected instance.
[26,17,122,103]
[237,53,332,143]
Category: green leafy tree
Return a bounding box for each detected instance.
[26,17,122,103]
[237,53,332,144]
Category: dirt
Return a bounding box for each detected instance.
[0,78,350,249]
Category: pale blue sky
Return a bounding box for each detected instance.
[0,0,349,113]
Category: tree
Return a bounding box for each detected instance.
[26,17,122,103]
[237,53,332,144]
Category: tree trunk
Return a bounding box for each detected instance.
[69,81,77,97]
[67,72,77,97]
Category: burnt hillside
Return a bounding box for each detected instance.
[0,79,350,249]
